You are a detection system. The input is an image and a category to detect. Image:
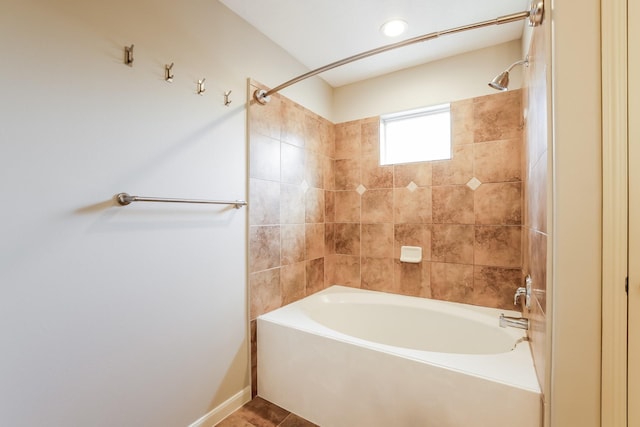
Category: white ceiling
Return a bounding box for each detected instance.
[219,0,529,87]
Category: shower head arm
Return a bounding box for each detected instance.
[504,58,530,73]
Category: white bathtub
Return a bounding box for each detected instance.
[257,285,541,427]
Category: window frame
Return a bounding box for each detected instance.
[379,103,452,166]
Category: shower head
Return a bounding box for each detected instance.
[488,58,529,91]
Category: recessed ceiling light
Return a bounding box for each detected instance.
[380,19,408,37]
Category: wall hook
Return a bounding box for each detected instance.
[124,44,134,66]
[165,63,174,82]
[224,90,232,106]
[197,78,206,95]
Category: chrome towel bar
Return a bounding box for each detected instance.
[115,193,247,209]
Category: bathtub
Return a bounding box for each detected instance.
[257,285,541,427]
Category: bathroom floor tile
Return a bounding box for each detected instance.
[278,413,319,427]
[216,397,318,427]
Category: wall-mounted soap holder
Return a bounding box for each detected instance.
[400,246,422,263]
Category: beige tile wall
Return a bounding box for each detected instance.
[327,90,524,309]
[249,86,525,313]
[248,81,335,396]
[523,26,550,400]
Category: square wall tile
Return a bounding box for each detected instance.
[281,99,306,148]
[362,223,394,258]
[324,157,335,191]
[249,268,281,320]
[474,182,522,225]
[394,260,431,298]
[305,188,325,224]
[529,229,547,314]
[305,151,324,189]
[430,262,474,304]
[528,153,548,233]
[361,118,380,156]
[281,142,306,185]
[280,183,305,224]
[431,224,474,264]
[305,223,325,260]
[281,262,306,305]
[361,257,394,292]
[362,157,393,189]
[473,90,522,142]
[393,187,432,224]
[329,255,361,288]
[250,179,281,226]
[432,144,474,186]
[473,266,521,309]
[249,225,280,273]
[320,117,335,158]
[432,185,474,224]
[474,225,522,268]
[451,99,474,146]
[250,133,280,181]
[335,159,361,190]
[362,189,393,223]
[334,223,361,256]
[304,113,323,154]
[474,138,522,183]
[306,258,325,295]
[334,190,361,222]
[335,121,361,159]
[394,162,432,188]
[325,190,335,223]
[324,222,336,255]
[281,224,305,266]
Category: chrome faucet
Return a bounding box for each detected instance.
[514,287,527,306]
[499,313,529,330]
[514,275,533,309]
[500,275,533,331]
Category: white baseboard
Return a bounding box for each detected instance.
[188,386,251,427]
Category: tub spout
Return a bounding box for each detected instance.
[499,314,529,330]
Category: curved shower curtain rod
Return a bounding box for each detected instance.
[254,0,544,105]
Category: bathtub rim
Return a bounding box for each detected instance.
[258,285,541,394]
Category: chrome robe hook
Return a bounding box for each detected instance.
[165,63,174,82]
[124,44,134,66]
[197,78,206,95]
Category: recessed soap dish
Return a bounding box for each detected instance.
[400,246,422,263]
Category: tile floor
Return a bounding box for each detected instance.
[215,397,318,427]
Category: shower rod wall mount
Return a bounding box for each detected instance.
[253,0,544,105]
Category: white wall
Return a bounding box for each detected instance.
[0,1,331,426]
[332,39,523,123]
[549,0,602,424]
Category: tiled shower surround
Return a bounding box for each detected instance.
[249,84,523,311]
[248,80,524,394]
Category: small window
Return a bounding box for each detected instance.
[379,103,452,165]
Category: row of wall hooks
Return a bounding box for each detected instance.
[124,44,231,105]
